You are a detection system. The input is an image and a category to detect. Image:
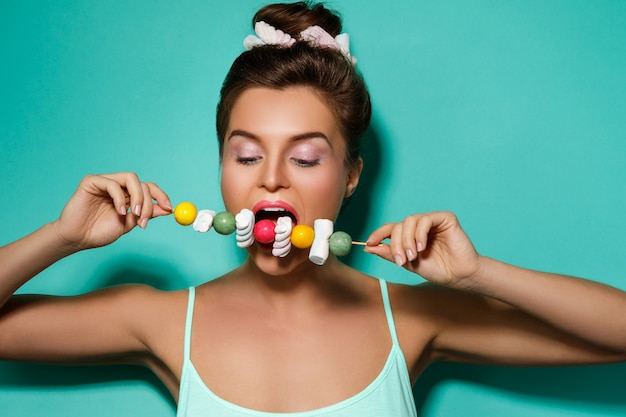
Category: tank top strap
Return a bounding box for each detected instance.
[378,279,400,347]
[184,286,196,363]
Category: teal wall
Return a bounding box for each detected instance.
[1,0,625,415]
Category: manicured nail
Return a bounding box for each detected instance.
[406,249,415,261]
[134,205,142,216]
[139,218,148,229]
[120,205,128,216]
[417,242,423,252]
[394,254,404,267]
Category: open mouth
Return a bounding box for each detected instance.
[254,207,298,225]
[252,200,299,226]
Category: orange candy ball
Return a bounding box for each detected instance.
[290,224,315,249]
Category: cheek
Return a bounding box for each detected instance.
[297,165,348,212]
[219,164,243,210]
[307,172,344,195]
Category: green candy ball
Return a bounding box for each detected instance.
[212,211,236,235]
[329,231,352,256]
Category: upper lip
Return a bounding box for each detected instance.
[252,200,299,224]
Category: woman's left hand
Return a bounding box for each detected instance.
[364,211,482,289]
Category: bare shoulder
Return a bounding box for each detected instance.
[386,281,515,337]
[112,284,190,346]
[67,283,189,325]
[387,280,503,319]
[57,284,190,346]
[0,284,190,365]
[385,281,448,330]
[384,280,504,377]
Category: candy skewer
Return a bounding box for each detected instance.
[173,202,382,263]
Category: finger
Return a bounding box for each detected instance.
[102,172,145,217]
[124,205,139,231]
[400,215,419,262]
[82,174,129,216]
[365,221,409,266]
[414,214,435,253]
[137,183,154,229]
[145,182,173,216]
[388,222,408,266]
[365,222,395,245]
[363,241,394,263]
[416,211,456,252]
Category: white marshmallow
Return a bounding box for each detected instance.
[272,216,293,257]
[309,219,333,265]
[235,208,255,248]
[192,210,216,233]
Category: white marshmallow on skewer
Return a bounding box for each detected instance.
[272,216,293,257]
[192,210,216,233]
[309,219,333,265]
[235,208,255,248]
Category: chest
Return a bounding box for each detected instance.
[187,301,393,412]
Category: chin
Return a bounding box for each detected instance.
[247,245,312,277]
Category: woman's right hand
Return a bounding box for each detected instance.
[53,173,173,251]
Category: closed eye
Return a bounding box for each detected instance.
[291,158,320,167]
[235,156,262,165]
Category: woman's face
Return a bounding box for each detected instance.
[220,87,360,272]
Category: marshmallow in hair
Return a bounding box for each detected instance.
[309,219,333,265]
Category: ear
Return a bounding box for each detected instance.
[344,157,363,198]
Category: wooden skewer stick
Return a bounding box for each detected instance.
[352,241,385,246]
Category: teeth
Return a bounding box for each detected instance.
[256,207,297,225]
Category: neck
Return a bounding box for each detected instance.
[231,255,351,313]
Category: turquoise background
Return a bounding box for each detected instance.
[1,0,625,415]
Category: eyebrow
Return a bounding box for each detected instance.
[228,130,259,141]
[228,129,333,148]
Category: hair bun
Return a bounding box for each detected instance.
[253,1,342,38]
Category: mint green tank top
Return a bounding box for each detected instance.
[176,279,418,417]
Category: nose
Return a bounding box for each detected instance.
[256,157,290,192]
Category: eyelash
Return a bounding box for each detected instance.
[235,156,261,165]
[291,158,320,167]
[235,156,320,168]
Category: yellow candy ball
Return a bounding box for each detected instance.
[290,224,315,249]
[174,202,198,226]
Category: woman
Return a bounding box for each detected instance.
[1,2,625,416]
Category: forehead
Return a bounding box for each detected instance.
[228,87,341,139]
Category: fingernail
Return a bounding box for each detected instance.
[406,249,415,261]
[394,254,404,267]
[139,218,148,229]
[417,242,423,252]
[165,200,173,212]
[120,205,128,216]
[134,205,142,216]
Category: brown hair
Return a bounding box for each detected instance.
[216,1,371,170]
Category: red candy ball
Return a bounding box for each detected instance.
[253,219,276,244]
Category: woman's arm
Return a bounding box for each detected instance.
[468,257,626,352]
[0,172,172,305]
[365,211,626,357]
[0,173,173,363]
